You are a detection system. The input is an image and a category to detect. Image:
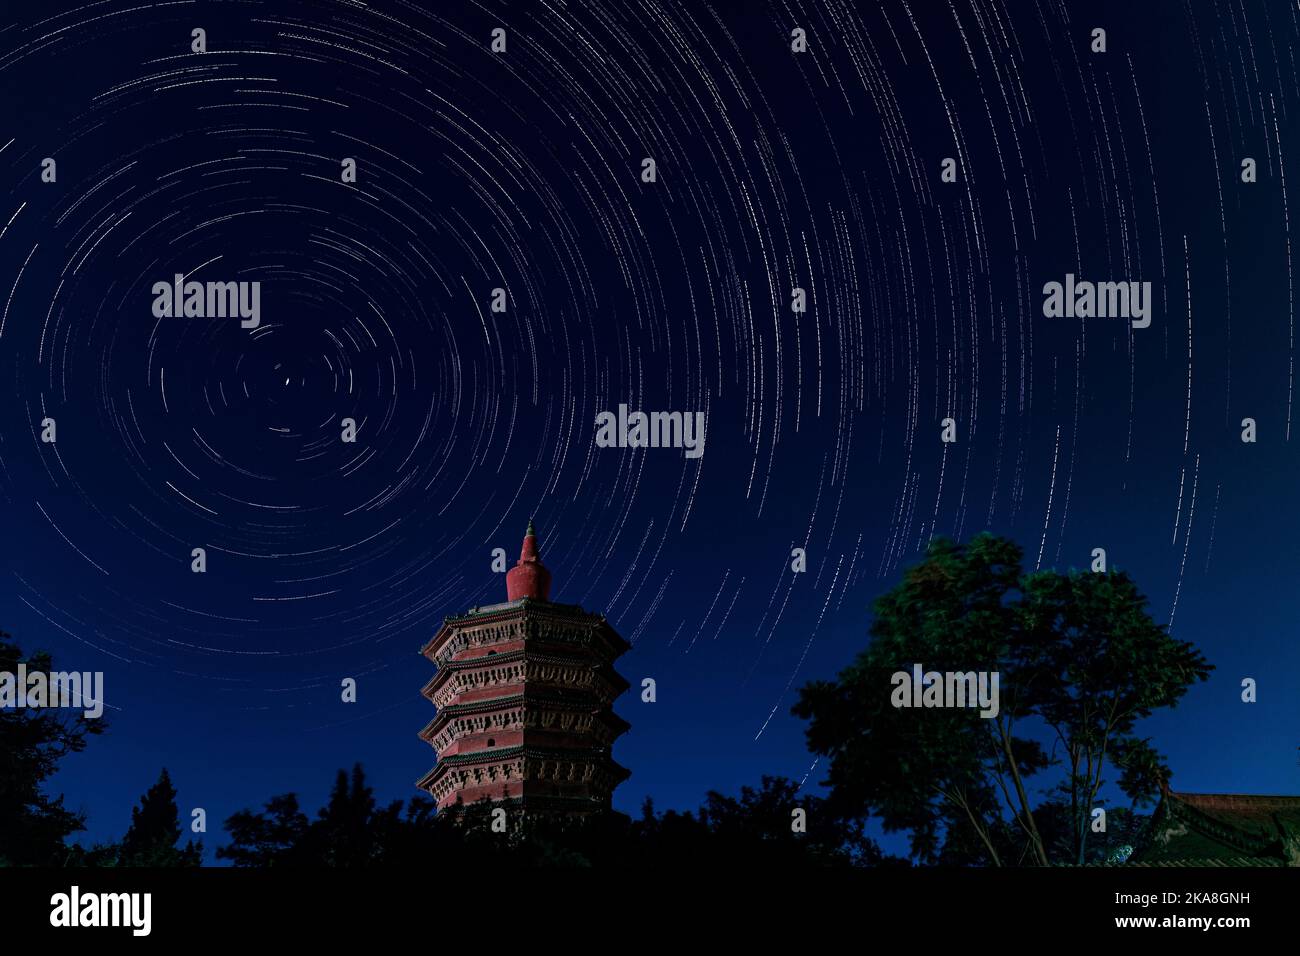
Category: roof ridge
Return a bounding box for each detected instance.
[1164,795,1284,856]
[1172,790,1300,800]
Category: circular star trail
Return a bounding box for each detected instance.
[0,1,1296,813]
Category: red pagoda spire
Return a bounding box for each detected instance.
[506,518,551,601]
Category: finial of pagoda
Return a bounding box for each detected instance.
[506,519,551,601]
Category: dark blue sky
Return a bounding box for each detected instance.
[1,0,1297,861]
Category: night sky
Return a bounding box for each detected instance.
[1,0,1297,860]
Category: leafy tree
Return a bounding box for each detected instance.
[217,794,310,866]
[694,775,881,867]
[119,768,202,866]
[1017,571,1197,863]
[793,534,1211,866]
[1110,737,1171,811]
[61,840,124,867]
[0,630,105,866]
[1035,792,1151,866]
[221,765,441,867]
[793,535,1044,864]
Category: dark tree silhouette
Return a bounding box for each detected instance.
[793,534,1211,866]
[0,629,106,866]
[119,768,202,866]
[219,794,310,867]
[219,766,883,867]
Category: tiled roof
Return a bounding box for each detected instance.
[1129,790,1300,866]
[1060,857,1286,867]
[1123,857,1287,867]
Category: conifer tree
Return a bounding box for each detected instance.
[119,768,202,866]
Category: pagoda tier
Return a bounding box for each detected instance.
[416,524,631,813]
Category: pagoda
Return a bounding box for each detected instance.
[416,521,631,814]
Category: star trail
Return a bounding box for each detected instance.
[0,0,1297,849]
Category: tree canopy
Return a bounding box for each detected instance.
[793,533,1212,866]
[0,630,104,866]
